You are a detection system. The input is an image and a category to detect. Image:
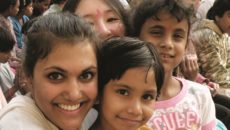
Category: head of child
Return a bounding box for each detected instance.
[207,0,230,35]
[23,12,99,130]
[131,0,192,74]
[0,0,20,17]
[18,0,33,17]
[94,37,164,130]
[63,0,130,40]
[0,26,15,63]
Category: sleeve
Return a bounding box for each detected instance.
[199,86,216,130]
[192,29,230,88]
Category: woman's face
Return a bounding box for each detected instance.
[38,0,51,13]
[99,67,157,130]
[215,10,230,35]
[30,41,98,130]
[24,3,33,16]
[75,0,125,40]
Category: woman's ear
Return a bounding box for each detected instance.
[215,16,220,22]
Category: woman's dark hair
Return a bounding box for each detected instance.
[0,26,15,52]
[23,12,100,77]
[130,0,193,36]
[0,0,18,13]
[98,37,164,99]
[63,0,131,35]
[206,0,230,20]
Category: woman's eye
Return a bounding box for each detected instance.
[142,94,154,100]
[79,71,94,81]
[107,17,119,23]
[117,89,129,96]
[47,72,63,80]
[150,30,162,36]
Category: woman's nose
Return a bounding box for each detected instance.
[96,20,112,40]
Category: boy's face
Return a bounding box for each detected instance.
[30,41,97,129]
[0,51,11,63]
[100,67,157,130]
[139,10,189,73]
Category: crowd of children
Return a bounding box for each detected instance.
[0,0,230,130]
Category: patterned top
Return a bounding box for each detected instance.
[191,19,230,89]
[147,78,216,130]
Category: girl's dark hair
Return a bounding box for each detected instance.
[62,0,130,35]
[98,37,164,99]
[130,0,193,36]
[23,12,99,77]
[206,0,230,20]
[0,26,15,52]
[0,0,18,13]
[18,0,33,14]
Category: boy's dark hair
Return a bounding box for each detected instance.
[0,26,15,52]
[23,12,99,77]
[52,0,67,4]
[63,0,131,35]
[206,0,230,20]
[130,0,193,36]
[98,37,164,99]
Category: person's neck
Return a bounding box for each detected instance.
[158,72,182,101]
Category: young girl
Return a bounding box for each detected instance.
[90,37,164,130]
[63,0,130,40]
[0,12,99,130]
[131,0,216,129]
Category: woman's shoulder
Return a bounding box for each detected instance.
[0,94,58,130]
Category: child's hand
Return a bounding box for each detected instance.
[180,54,199,81]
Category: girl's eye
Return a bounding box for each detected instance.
[149,30,162,36]
[117,89,129,96]
[79,71,94,81]
[47,72,63,80]
[142,94,154,100]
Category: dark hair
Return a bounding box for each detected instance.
[0,0,18,13]
[0,26,15,52]
[63,0,130,35]
[18,0,32,14]
[23,12,99,77]
[206,0,230,20]
[98,37,164,99]
[52,0,67,4]
[130,0,193,36]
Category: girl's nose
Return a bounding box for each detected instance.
[96,20,112,40]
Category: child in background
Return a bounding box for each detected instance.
[0,26,16,109]
[131,0,216,129]
[0,12,99,130]
[90,37,164,130]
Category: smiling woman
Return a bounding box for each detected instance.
[0,12,100,130]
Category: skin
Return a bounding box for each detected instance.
[75,0,125,40]
[29,40,97,130]
[24,3,33,17]
[93,67,157,130]
[215,10,230,35]
[139,10,189,100]
[9,0,20,16]
[37,0,51,13]
[0,51,11,63]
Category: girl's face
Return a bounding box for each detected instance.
[139,10,189,74]
[24,3,33,16]
[75,0,125,40]
[215,10,230,35]
[9,0,20,16]
[30,41,97,130]
[99,67,157,130]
